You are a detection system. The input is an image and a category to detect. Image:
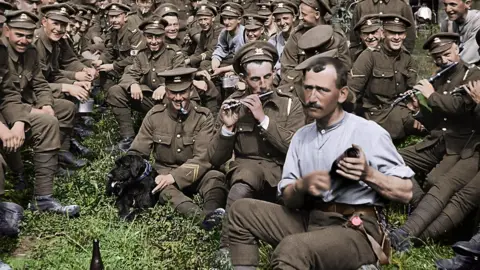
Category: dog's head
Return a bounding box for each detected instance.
[106,154,149,197]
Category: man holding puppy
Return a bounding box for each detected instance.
[227,57,414,269]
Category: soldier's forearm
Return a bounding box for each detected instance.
[363,169,413,204]
[282,181,306,209]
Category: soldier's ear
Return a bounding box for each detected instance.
[337,86,348,104]
[41,17,48,27]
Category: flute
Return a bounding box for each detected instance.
[391,62,458,107]
[449,84,469,95]
[223,91,274,110]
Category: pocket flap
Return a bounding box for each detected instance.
[372,69,394,78]
[153,134,172,145]
[236,122,255,133]
[182,136,195,145]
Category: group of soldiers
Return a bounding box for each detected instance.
[1,0,480,268]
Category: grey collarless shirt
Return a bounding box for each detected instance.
[278,112,414,206]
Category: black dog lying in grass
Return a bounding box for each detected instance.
[106,154,159,220]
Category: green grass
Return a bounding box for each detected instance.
[0,33,460,269]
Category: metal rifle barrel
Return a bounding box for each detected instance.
[223,91,274,110]
[390,62,458,107]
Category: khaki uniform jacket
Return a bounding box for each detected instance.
[208,90,305,186]
[33,28,85,97]
[350,0,416,57]
[279,24,351,86]
[0,37,53,126]
[127,9,155,30]
[188,24,223,67]
[414,61,480,158]
[128,101,215,189]
[118,45,186,92]
[99,24,144,74]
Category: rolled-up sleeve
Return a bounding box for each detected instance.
[370,130,415,179]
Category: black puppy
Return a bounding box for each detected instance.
[106,154,159,220]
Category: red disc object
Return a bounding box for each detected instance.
[351,216,363,227]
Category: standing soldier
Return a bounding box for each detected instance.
[257,2,278,39]
[208,41,305,259]
[390,33,480,252]
[351,14,384,62]
[185,2,222,70]
[92,3,144,93]
[348,14,421,141]
[128,67,227,230]
[349,0,415,58]
[1,10,80,217]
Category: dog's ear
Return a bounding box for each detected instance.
[129,155,145,179]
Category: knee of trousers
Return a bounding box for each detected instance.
[53,99,76,128]
[272,235,309,264]
[106,85,129,107]
[29,114,61,151]
[229,198,257,223]
[228,182,255,203]
[200,170,227,189]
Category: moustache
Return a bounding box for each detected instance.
[365,38,377,42]
[305,101,321,108]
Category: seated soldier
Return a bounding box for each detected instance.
[92,3,144,95]
[257,3,278,39]
[208,41,305,257]
[106,19,220,152]
[268,1,298,82]
[184,2,222,70]
[0,11,80,217]
[348,14,422,142]
[228,56,413,270]
[211,2,244,77]
[154,3,184,48]
[351,14,383,62]
[390,33,480,252]
[127,0,156,29]
[128,67,227,230]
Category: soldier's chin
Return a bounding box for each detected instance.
[149,44,160,51]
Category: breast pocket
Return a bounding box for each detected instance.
[236,122,258,154]
[180,136,195,160]
[369,69,395,97]
[153,134,173,163]
[20,72,33,90]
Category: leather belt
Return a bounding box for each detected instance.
[317,202,378,218]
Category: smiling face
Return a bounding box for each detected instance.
[431,43,461,67]
[274,13,295,33]
[360,28,383,48]
[108,13,127,30]
[444,0,470,22]
[299,3,319,27]
[4,26,34,53]
[42,17,67,41]
[197,15,213,31]
[222,16,241,31]
[383,29,406,51]
[163,15,179,39]
[166,88,191,111]
[145,33,164,51]
[245,28,263,42]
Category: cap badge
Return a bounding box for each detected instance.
[78,11,84,15]
[277,3,284,7]
[366,19,372,25]
[201,5,206,10]
[20,13,28,20]
[87,10,91,14]
[112,5,118,10]
[60,7,67,14]
[225,6,231,11]
[173,76,182,83]
[394,17,399,23]
[164,7,170,11]
[254,48,264,55]
[433,37,441,43]
[248,16,253,20]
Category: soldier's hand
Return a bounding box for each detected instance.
[130,84,143,101]
[67,84,90,102]
[406,94,420,112]
[152,174,175,194]
[220,99,240,129]
[241,94,266,123]
[335,144,373,181]
[74,81,92,90]
[75,71,93,82]
[192,80,208,92]
[153,86,166,100]
[10,122,25,152]
[296,171,331,197]
[196,70,211,81]
[0,129,16,153]
[413,79,435,98]
[41,106,55,116]
[92,60,102,67]
[466,80,480,104]
[99,64,114,72]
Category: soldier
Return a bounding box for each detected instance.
[211,2,244,76]
[127,67,227,230]
[127,0,156,29]
[268,1,298,83]
[184,2,222,70]
[155,3,184,47]
[348,14,421,141]
[257,2,278,38]
[14,0,42,15]
[0,1,10,33]
[242,14,269,44]
[92,3,144,93]
[227,56,413,270]
[349,0,415,58]
[351,14,383,62]
[35,4,94,164]
[1,10,81,217]
[208,41,305,256]
[390,33,480,252]
[279,0,348,86]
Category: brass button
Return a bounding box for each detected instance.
[444,118,447,121]
[320,129,326,134]
[153,79,156,82]
[447,80,451,83]
[266,153,270,156]
[177,148,181,152]
[262,138,266,141]
[159,139,162,142]
[443,91,448,95]
[179,120,182,123]
[177,134,181,138]
[152,68,155,71]
[381,74,385,77]
[18,75,22,78]
[239,128,243,131]
[394,71,398,74]
[442,128,447,131]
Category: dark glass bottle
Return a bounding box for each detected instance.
[90,239,104,270]
[330,147,360,178]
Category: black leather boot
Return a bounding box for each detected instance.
[80,116,95,128]
[201,208,225,231]
[70,138,93,157]
[105,137,134,153]
[11,171,27,191]
[58,150,87,169]
[390,228,412,252]
[453,232,480,257]
[29,195,80,217]
[0,202,24,236]
[73,126,94,140]
[436,254,480,270]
